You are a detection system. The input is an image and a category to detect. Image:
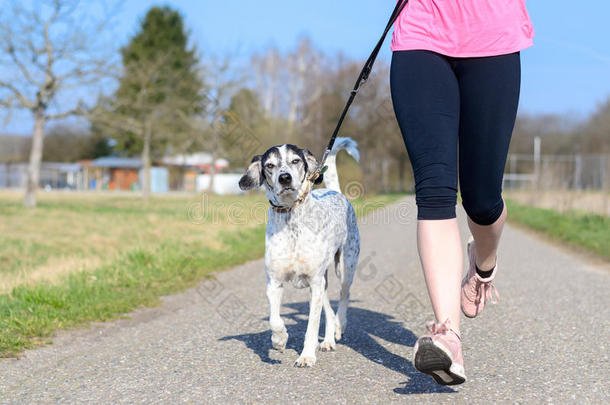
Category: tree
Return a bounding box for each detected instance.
[95,6,203,199]
[41,123,113,161]
[581,97,610,153]
[221,88,278,168]
[42,124,90,162]
[195,57,240,193]
[252,46,282,117]
[0,0,118,207]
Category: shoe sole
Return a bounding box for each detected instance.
[462,236,479,319]
[414,337,466,385]
[462,310,477,319]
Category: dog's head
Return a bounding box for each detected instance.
[239,144,324,206]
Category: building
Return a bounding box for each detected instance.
[0,152,242,194]
[85,157,141,191]
[162,153,241,194]
[0,162,82,190]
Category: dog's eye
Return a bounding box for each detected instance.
[291,159,300,165]
[265,163,275,169]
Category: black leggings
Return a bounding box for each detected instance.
[390,50,521,225]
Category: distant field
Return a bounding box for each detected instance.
[505,190,610,217]
[0,190,404,356]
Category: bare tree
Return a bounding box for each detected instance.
[196,57,241,193]
[242,37,414,192]
[286,37,320,133]
[0,0,118,207]
[582,97,610,153]
[252,46,283,117]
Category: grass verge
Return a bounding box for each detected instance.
[505,198,609,260]
[0,226,265,357]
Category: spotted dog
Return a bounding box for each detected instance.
[239,137,360,367]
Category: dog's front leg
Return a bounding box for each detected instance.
[266,279,288,351]
[294,276,325,367]
[319,289,337,351]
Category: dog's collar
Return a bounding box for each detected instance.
[268,200,293,213]
[269,178,313,213]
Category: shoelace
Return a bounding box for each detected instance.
[468,240,500,306]
[425,318,461,341]
[472,274,500,305]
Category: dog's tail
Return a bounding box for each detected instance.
[322,137,360,193]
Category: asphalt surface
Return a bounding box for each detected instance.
[1,196,608,404]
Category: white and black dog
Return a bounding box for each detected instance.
[239,138,360,367]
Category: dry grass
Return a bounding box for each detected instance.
[505,189,610,217]
[1,256,104,293]
[0,191,267,293]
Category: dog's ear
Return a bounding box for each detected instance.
[303,149,324,185]
[239,155,263,190]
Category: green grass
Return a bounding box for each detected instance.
[0,191,405,356]
[505,198,609,260]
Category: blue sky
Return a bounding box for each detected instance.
[3,0,610,134]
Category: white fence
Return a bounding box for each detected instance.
[503,153,610,191]
[502,153,610,216]
[196,173,243,195]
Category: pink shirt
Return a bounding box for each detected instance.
[391,0,534,57]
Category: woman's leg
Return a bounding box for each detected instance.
[467,201,506,271]
[456,52,521,272]
[390,50,462,334]
[416,218,463,333]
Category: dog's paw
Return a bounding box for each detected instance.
[294,355,316,367]
[335,324,343,341]
[319,340,336,352]
[271,328,288,352]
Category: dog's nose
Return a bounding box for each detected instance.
[278,173,292,185]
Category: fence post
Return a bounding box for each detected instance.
[530,136,541,206]
[533,137,541,187]
[602,155,608,216]
[574,154,582,190]
[510,154,516,189]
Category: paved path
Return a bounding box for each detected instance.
[1,196,608,404]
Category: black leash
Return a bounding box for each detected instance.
[308,0,409,182]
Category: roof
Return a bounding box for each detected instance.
[41,162,83,172]
[90,157,142,168]
[162,153,229,168]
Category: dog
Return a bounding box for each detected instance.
[238,137,360,367]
